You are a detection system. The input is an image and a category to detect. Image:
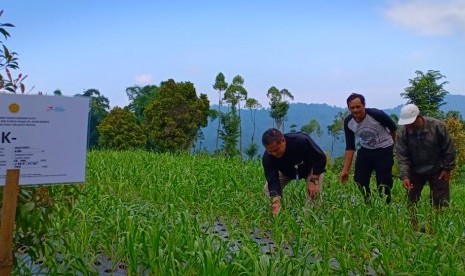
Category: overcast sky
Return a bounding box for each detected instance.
[2,0,465,109]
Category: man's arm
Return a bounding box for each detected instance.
[396,130,412,189]
[262,154,282,197]
[340,150,354,183]
[396,130,411,181]
[439,124,456,171]
[343,116,356,151]
[341,117,355,183]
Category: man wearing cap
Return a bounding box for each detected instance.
[340,93,397,204]
[396,104,456,214]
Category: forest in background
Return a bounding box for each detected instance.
[199,94,465,158]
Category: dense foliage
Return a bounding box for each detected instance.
[267,86,294,131]
[97,107,146,150]
[125,85,159,123]
[144,79,210,152]
[74,89,110,149]
[401,70,448,118]
[0,10,27,93]
[301,119,322,139]
[445,115,465,181]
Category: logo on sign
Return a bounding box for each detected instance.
[46,106,66,112]
[9,103,20,113]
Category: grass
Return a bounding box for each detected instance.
[14,150,465,274]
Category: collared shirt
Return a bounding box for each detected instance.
[262,132,326,196]
[397,117,456,179]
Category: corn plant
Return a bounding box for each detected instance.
[10,150,465,274]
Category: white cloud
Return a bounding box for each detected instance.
[134,73,154,85]
[384,0,465,36]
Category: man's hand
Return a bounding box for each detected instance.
[271,195,281,215]
[403,178,412,190]
[340,150,354,184]
[340,170,349,183]
[307,181,319,200]
[439,169,450,181]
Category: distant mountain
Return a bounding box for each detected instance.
[441,94,465,114]
[198,94,465,158]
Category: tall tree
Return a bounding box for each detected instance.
[267,86,294,131]
[301,119,322,139]
[244,142,259,159]
[224,75,247,157]
[97,107,146,150]
[144,79,210,152]
[126,84,159,122]
[244,97,262,159]
[327,111,348,156]
[193,129,206,153]
[219,107,240,157]
[245,97,262,144]
[0,10,28,93]
[401,70,449,118]
[213,72,228,153]
[75,88,110,149]
[53,89,62,96]
[289,124,298,133]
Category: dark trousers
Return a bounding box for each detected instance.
[354,146,394,203]
[408,170,450,208]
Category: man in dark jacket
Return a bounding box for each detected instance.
[396,103,456,231]
[397,103,456,207]
[340,93,397,203]
[262,128,326,215]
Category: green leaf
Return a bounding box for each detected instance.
[23,202,36,212]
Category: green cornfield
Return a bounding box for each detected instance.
[14,150,465,275]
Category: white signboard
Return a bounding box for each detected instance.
[0,93,90,186]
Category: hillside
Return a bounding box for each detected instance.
[199,94,465,158]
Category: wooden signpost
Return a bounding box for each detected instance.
[0,169,20,276]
